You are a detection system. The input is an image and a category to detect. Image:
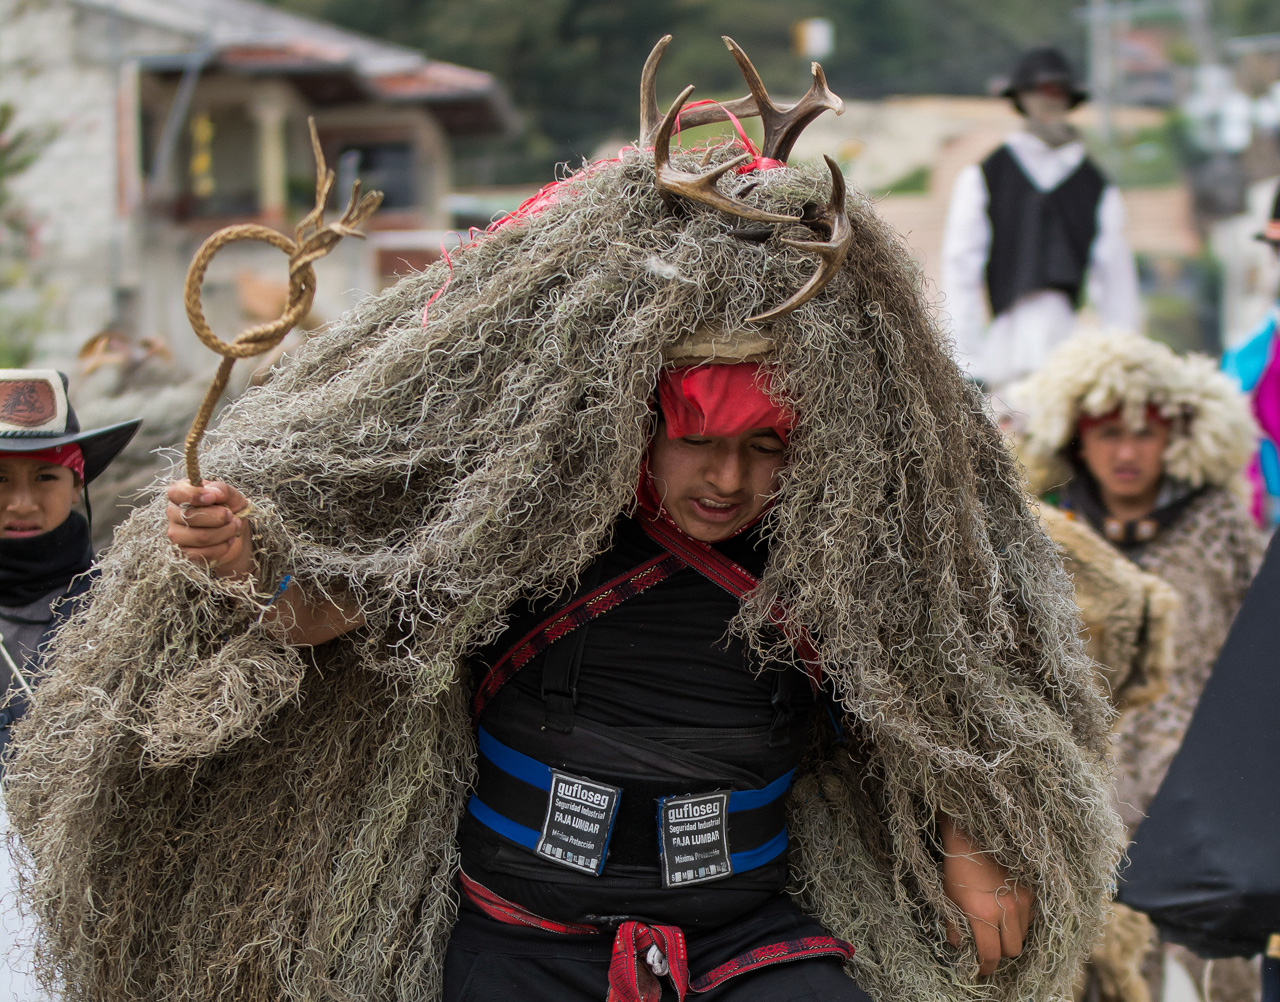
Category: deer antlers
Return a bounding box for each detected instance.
[747,156,852,323]
[640,36,844,160]
[642,35,852,322]
[653,84,799,225]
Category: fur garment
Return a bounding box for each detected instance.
[1019,333,1265,1002]
[1014,330,1258,496]
[6,149,1122,1002]
[1038,504,1176,714]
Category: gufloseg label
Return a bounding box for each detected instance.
[658,791,731,887]
[536,771,621,876]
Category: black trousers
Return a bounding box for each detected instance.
[443,894,872,1002]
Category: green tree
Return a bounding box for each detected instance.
[1218,0,1280,37]
[0,102,52,366]
[258,0,1130,179]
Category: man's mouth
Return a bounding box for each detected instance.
[688,497,742,521]
[2,523,44,538]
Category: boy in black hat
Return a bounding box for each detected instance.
[0,368,140,750]
[0,368,139,997]
[941,46,1141,391]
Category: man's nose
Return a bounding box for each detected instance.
[706,448,746,492]
[1114,438,1139,460]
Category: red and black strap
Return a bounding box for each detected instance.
[689,936,854,992]
[474,510,823,717]
[457,871,854,1001]
[458,870,599,935]
[473,551,684,716]
[638,515,822,690]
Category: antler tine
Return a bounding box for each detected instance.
[721,36,774,120]
[639,35,673,147]
[746,157,852,324]
[654,84,799,225]
[722,37,844,163]
[641,35,761,140]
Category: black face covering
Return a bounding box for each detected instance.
[0,511,94,608]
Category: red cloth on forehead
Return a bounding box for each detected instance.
[1076,404,1170,435]
[0,444,84,481]
[657,363,792,443]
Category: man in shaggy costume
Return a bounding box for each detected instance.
[1016,330,1265,1002]
[6,38,1121,1002]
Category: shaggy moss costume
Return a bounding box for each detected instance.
[6,150,1121,1002]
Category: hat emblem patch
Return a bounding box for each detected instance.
[0,380,58,428]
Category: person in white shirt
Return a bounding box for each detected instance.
[941,47,1141,391]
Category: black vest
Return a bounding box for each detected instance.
[981,144,1107,317]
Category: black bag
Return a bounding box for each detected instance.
[1118,533,1280,958]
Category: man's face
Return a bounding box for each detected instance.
[1077,417,1169,506]
[649,423,787,542]
[1019,84,1071,127]
[0,457,79,538]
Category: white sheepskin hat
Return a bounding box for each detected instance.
[1012,329,1258,494]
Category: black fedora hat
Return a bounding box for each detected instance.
[1001,47,1088,110]
[1255,185,1280,244]
[0,369,140,484]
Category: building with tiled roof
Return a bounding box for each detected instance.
[0,0,514,365]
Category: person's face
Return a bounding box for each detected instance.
[1077,417,1169,506]
[649,423,787,542]
[0,457,80,538]
[1019,84,1070,126]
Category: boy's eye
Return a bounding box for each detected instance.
[681,437,712,446]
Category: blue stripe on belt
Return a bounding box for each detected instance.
[468,726,792,873]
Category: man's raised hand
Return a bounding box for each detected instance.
[165,479,254,579]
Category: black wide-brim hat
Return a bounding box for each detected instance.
[1254,184,1280,244]
[0,369,141,485]
[1001,46,1088,109]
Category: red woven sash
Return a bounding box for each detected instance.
[458,872,853,1001]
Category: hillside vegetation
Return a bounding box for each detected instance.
[267,0,1280,181]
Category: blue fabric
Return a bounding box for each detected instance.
[1261,440,1280,500]
[1221,317,1275,392]
[477,726,552,792]
[729,829,789,872]
[467,796,541,850]
[727,770,795,813]
[1223,310,1280,524]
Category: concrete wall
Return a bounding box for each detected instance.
[1,0,126,362]
[2,0,452,377]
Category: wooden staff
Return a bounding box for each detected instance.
[181,117,382,486]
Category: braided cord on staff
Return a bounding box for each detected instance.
[182,117,383,486]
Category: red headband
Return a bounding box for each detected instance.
[0,444,84,481]
[657,363,793,443]
[1076,404,1171,436]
